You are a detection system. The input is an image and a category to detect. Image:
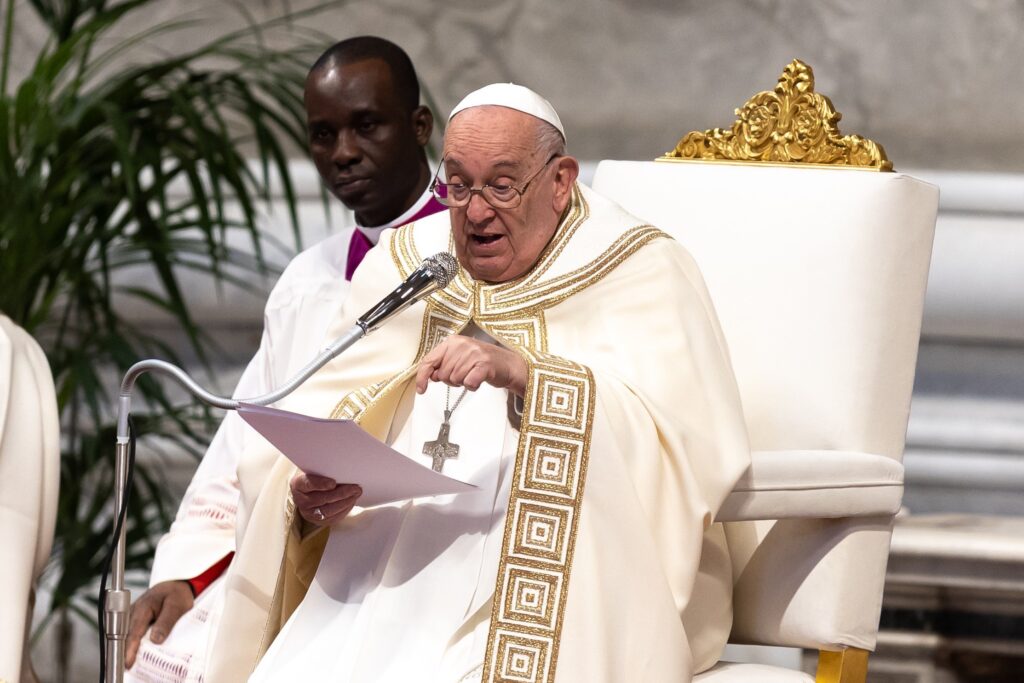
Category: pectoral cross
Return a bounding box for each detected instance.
[423,409,460,473]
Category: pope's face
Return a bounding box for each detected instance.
[304,58,432,227]
[443,107,576,283]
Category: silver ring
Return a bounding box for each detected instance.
[313,507,325,521]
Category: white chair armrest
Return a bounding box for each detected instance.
[696,661,814,682]
[716,450,904,522]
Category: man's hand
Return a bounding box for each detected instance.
[415,336,527,397]
[125,580,194,669]
[291,473,362,526]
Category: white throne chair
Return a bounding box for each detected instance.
[0,315,61,683]
[592,60,938,683]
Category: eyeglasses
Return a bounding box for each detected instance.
[430,154,559,209]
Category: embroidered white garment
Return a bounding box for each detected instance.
[127,576,225,683]
[250,327,517,683]
[208,184,751,682]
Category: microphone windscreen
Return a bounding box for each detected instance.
[425,252,458,288]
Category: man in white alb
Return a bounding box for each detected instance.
[209,83,750,683]
[124,36,446,681]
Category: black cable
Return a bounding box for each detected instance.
[97,415,137,683]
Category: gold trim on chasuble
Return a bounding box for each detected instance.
[330,186,669,682]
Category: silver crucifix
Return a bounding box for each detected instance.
[423,409,460,472]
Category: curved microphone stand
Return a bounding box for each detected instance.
[102,253,457,682]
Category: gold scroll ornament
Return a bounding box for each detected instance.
[661,59,893,171]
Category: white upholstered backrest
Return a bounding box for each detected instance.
[592,160,938,650]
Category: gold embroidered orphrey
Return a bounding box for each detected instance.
[329,186,669,682]
[661,58,893,171]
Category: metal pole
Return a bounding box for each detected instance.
[103,438,131,683]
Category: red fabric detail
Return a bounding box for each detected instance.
[186,552,233,597]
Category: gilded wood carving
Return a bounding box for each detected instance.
[661,59,893,171]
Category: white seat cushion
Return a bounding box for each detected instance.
[696,662,814,682]
[717,449,904,521]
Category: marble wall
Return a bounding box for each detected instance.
[6,0,1024,171]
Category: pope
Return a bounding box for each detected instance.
[212,83,751,683]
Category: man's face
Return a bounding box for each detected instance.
[304,58,431,227]
[443,107,576,283]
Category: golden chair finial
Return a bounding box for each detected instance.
[661,59,893,171]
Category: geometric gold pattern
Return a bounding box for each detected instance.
[387,186,669,325]
[329,381,383,420]
[482,347,594,683]
[353,185,669,681]
[660,59,893,171]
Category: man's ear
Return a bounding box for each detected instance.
[412,105,433,147]
[551,156,580,213]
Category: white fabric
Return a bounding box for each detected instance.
[0,316,60,683]
[149,231,352,586]
[717,450,904,522]
[133,185,442,682]
[128,232,352,683]
[252,327,516,682]
[127,576,226,683]
[592,160,938,652]
[356,188,435,246]
[448,83,566,141]
[206,183,750,682]
[695,662,813,683]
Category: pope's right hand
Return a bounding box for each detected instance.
[290,473,362,526]
[125,579,194,669]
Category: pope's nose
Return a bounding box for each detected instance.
[465,192,495,225]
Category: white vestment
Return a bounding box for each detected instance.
[252,327,515,682]
[126,231,351,682]
[207,184,751,683]
[0,316,60,683]
[128,189,441,682]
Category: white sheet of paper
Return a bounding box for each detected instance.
[237,402,478,507]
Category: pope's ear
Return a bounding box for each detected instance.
[551,156,579,212]
[411,105,433,147]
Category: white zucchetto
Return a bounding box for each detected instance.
[448,83,565,142]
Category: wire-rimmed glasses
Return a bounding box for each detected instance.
[430,154,559,209]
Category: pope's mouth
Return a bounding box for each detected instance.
[467,233,506,257]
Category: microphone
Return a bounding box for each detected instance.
[356,252,459,332]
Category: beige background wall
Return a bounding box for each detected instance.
[7,0,1024,171]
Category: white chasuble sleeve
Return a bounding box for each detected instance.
[208,233,428,681]
[149,234,352,586]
